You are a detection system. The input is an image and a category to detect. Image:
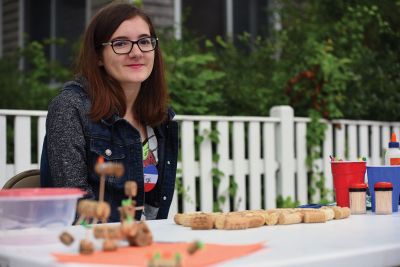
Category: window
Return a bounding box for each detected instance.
[24,0,51,58]
[233,0,269,38]
[24,0,85,68]
[55,0,85,67]
[182,0,225,40]
[181,0,270,42]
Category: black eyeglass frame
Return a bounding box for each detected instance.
[101,36,158,54]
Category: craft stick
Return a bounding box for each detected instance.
[96,156,106,203]
[99,174,106,203]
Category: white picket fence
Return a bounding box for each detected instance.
[1,106,400,218]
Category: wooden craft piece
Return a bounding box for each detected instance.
[79,239,95,255]
[119,204,136,220]
[245,214,265,228]
[209,212,222,223]
[93,225,123,239]
[278,212,302,225]
[332,206,351,219]
[173,213,184,225]
[214,214,225,229]
[222,215,249,230]
[95,156,124,203]
[102,239,118,251]
[267,208,294,215]
[214,214,226,229]
[191,213,214,230]
[181,212,201,227]
[148,253,182,267]
[302,210,327,223]
[121,221,138,238]
[320,207,335,221]
[59,231,74,246]
[124,181,138,197]
[226,216,249,230]
[187,240,204,255]
[265,212,279,226]
[127,222,153,247]
[95,158,125,177]
[76,200,111,224]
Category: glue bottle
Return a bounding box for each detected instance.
[385,133,400,165]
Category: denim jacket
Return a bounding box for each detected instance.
[40,79,178,221]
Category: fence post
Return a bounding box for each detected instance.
[14,116,31,174]
[270,106,295,202]
[0,116,6,185]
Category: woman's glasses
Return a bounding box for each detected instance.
[102,37,158,54]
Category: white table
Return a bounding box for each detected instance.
[0,212,399,267]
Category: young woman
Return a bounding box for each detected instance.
[40,2,178,222]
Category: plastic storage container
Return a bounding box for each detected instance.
[0,188,84,229]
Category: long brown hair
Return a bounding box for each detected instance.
[76,2,168,126]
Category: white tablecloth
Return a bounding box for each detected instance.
[0,211,399,267]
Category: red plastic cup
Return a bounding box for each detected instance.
[331,161,366,207]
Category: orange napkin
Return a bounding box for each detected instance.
[53,242,264,267]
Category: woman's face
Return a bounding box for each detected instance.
[101,16,155,89]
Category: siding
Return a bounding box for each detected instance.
[81,0,174,29]
[90,0,110,17]
[2,0,19,56]
[142,0,174,29]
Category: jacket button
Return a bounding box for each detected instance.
[105,149,112,156]
[167,161,170,165]
[163,196,167,200]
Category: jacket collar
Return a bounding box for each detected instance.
[100,114,124,127]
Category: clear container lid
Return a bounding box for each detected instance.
[0,188,85,201]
